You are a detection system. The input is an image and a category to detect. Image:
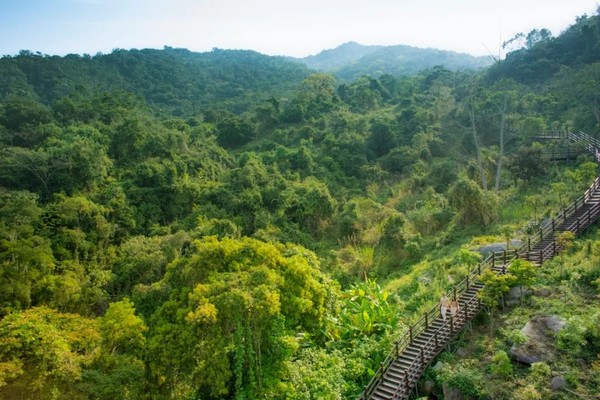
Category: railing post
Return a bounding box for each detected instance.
[453,287,457,300]
[409,325,413,343]
[425,313,429,328]
[492,252,495,266]
[363,387,368,400]
[379,362,384,377]
[477,263,481,275]
[503,250,507,265]
[396,341,399,357]
[528,238,531,251]
[450,316,454,332]
[405,373,409,391]
[466,275,470,290]
[552,219,555,232]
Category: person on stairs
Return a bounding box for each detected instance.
[440,295,450,321]
[449,299,460,319]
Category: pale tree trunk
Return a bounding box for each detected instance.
[494,94,508,194]
[469,102,488,191]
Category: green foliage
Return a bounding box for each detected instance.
[0,190,54,313]
[99,299,147,355]
[477,269,516,336]
[490,350,513,377]
[0,307,99,399]
[140,236,334,399]
[448,176,499,226]
[1,14,600,397]
[507,259,537,291]
[556,316,588,355]
[477,270,516,308]
[556,230,576,253]
[507,144,547,182]
[513,384,543,400]
[332,280,398,339]
[281,348,347,400]
[435,361,485,398]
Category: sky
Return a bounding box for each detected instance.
[0,0,598,58]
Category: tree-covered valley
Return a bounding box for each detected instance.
[1,9,600,400]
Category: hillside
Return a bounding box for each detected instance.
[299,42,492,80]
[0,9,599,400]
[299,41,384,70]
[0,47,311,114]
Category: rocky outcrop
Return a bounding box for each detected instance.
[534,287,552,297]
[550,375,567,391]
[505,286,533,306]
[479,240,523,257]
[442,384,466,400]
[509,315,566,365]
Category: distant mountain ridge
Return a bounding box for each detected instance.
[299,41,384,71]
[0,47,312,114]
[298,41,493,80]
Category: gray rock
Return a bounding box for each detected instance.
[422,380,435,394]
[506,286,533,305]
[550,376,566,391]
[479,240,524,257]
[507,286,533,299]
[442,383,466,400]
[456,347,467,357]
[534,288,552,297]
[432,361,444,371]
[543,316,567,333]
[509,316,566,365]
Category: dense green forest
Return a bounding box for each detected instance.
[0,9,599,400]
[300,42,491,81]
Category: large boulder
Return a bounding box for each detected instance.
[505,286,533,306]
[550,376,567,391]
[534,287,552,297]
[479,240,523,257]
[509,315,566,365]
[442,384,467,400]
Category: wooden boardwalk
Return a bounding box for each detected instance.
[360,131,600,400]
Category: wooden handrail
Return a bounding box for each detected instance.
[360,131,600,400]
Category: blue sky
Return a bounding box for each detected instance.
[0,0,598,57]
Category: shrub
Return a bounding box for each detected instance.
[490,350,513,377]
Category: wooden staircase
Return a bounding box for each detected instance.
[518,176,600,264]
[536,131,600,162]
[359,131,600,400]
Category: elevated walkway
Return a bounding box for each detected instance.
[360,131,600,400]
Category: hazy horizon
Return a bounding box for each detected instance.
[1,0,598,58]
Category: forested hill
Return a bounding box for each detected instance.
[488,11,600,84]
[299,41,385,70]
[1,8,600,400]
[299,41,492,80]
[0,47,311,114]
